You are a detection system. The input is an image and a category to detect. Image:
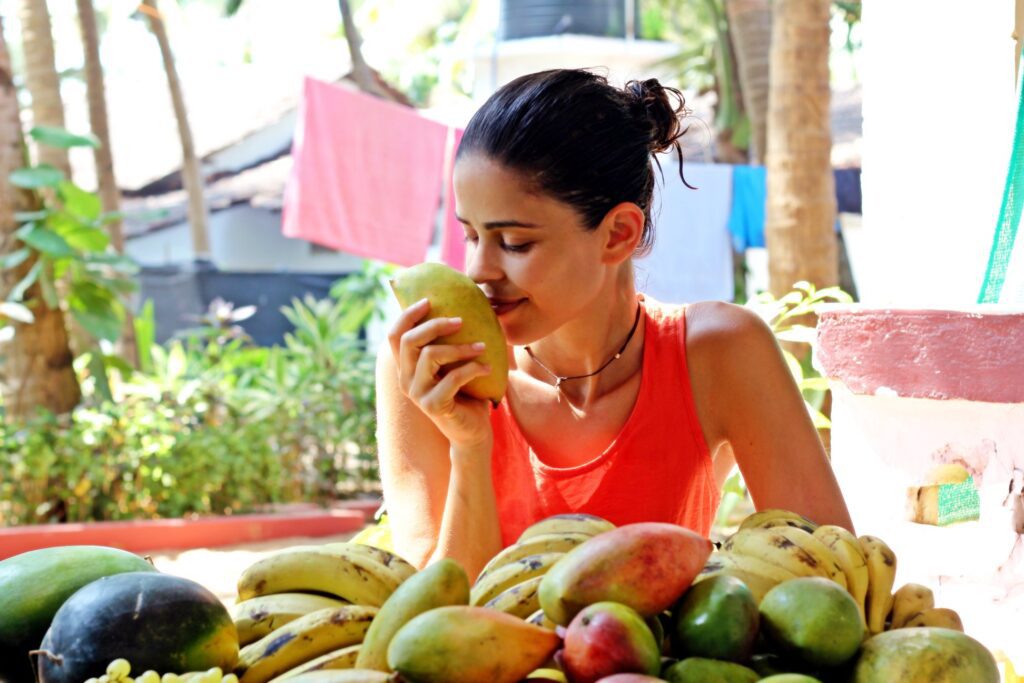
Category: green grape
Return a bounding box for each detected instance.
[108,659,132,679]
[221,675,238,683]
[85,678,100,683]
[160,674,180,683]
[99,675,111,683]
[137,671,161,683]
[201,668,223,683]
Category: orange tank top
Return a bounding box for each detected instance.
[489,296,720,547]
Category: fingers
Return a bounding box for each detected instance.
[397,317,465,391]
[387,298,430,358]
[419,361,493,417]
[410,342,486,399]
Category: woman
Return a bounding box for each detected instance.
[376,69,852,577]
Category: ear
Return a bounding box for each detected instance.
[599,202,645,265]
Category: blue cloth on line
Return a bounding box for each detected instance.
[728,165,859,252]
[728,165,766,252]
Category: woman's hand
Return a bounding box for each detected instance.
[387,298,495,450]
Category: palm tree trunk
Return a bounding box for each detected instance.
[0,17,81,419]
[17,0,69,175]
[141,0,210,259]
[77,0,137,365]
[338,0,389,100]
[765,0,837,298]
[725,0,771,165]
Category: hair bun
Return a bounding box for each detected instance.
[625,78,689,155]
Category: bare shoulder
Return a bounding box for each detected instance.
[685,300,776,359]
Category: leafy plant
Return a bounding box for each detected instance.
[6,127,138,344]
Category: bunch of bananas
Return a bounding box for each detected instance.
[470,514,616,623]
[231,541,416,683]
[701,509,963,636]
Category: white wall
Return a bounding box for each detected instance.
[859,2,1018,305]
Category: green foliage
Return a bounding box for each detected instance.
[0,264,393,527]
[5,128,138,350]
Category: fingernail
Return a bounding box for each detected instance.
[449,317,462,325]
[471,342,486,351]
[415,298,429,307]
[480,364,491,372]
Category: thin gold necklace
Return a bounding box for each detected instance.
[524,302,643,388]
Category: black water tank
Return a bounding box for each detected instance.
[501,0,642,40]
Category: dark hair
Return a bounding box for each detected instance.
[457,69,692,256]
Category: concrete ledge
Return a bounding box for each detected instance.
[0,503,379,560]
[816,307,1024,403]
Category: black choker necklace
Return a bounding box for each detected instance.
[524,302,643,388]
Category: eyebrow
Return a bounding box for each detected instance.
[455,215,540,230]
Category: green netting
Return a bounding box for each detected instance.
[979,66,1024,303]
[936,478,981,526]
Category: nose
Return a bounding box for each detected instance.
[465,239,504,285]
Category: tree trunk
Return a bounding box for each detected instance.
[0,17,81,419]
[17,0,69,175]
[765,0,837,298]
[141,0,210,259]
[338,0,390,100]
[726,0,771,165]
[77,0,137,365]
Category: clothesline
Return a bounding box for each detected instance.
[282,77,862,303]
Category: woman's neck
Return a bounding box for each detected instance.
[517,271,645,406]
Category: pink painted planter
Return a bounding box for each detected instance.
[815,306,1024,666]
[0,500,382,560]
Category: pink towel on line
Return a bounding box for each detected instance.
[440,128,466,270]
[282,77,448,266]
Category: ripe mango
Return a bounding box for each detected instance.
[852,627,999,683]
[662,657,760,683]
[561,602,661,683]
[356,558,469,671]
[389,263,508,404]
[539,522,713,625]
[386,605,559,683]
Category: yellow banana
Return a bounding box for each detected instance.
[483,575,544,619]
[233,593,349,646]
[524,669,568,682]
[859,535,898,635]
[723,527,844,587]
[715,550,803,583]
[470,552,564,607]
[237,547,401,606]
[526,608,559,630]
[517,514,615,542]
[276,672,394,683]
[476,533,590,584]
[889,582,935,630]
[237,605,378,683]
[813,524,870,626]
[739,509,818,534]
[904,607,964,631]
[267,644,361,681]
[322,542,417,583]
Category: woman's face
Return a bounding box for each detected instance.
[453,154,610,346]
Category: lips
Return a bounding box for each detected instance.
[488,297,525,316]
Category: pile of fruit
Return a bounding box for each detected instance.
[0,510,1002,683]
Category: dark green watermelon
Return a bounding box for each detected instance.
[0,545,157,682]
[37,572,237,683]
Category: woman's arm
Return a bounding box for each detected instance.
[686,302,854,532]
[376,339,503,577]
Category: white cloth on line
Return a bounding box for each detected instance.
[635,161,734,304]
